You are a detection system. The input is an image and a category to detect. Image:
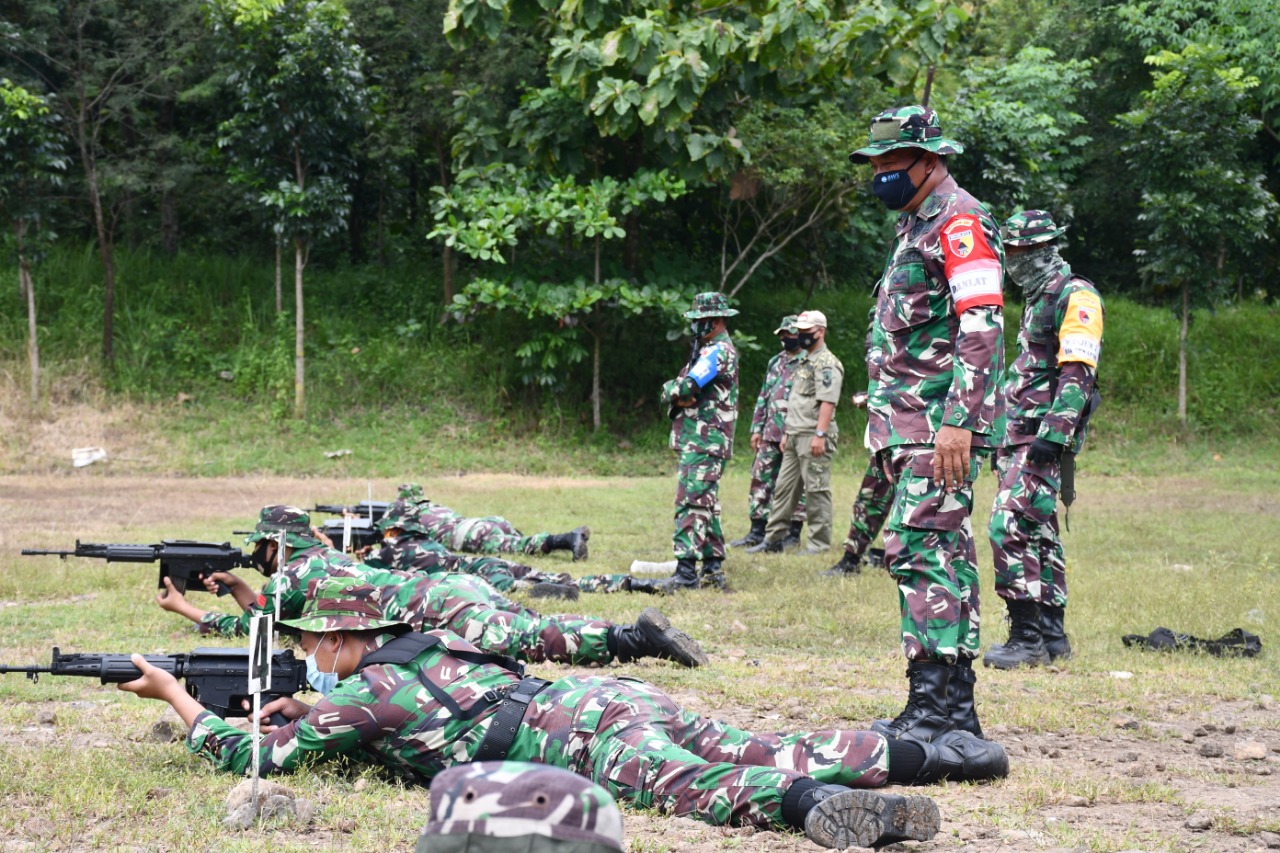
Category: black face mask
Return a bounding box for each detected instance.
[691,319,717,338]
[797,331,818,349]
[252,542,276,576]
[871,152,925,210]
[781,336,801,352]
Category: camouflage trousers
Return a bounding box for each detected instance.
[746,441,806,524]
[841,453,892,558]
[513,675,890,829]
[673,450,726,560]
[879,445,982,663]
[989,444,1066,607]
[764,432,834,550]
[391,575,614,666]
[423,511,549,556]
[392,543,573,594]
[574,574,641,594]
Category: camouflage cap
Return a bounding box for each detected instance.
[683,291,739,319]
[1002,209,1068,247]
[848,105,965,164]
[773,314,799,335]
[242,505,319,550]
[278,577,410,633]
[398,483,428,503]
[416,762,624,853]
[375,498,428,536]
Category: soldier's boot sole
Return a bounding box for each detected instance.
[571,526,591,562]
[804,790,940,850]
[982,642,1050,670]
[637,607,709,667]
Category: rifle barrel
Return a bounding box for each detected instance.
[20,550,72,557]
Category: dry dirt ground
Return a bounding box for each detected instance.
[1,474,1277,853]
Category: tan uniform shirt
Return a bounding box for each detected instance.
[783,343,844,438]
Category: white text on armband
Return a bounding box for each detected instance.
[1059,335,1100,366]
[948,260,1002,310]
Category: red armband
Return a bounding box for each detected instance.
[942,215,1003,313]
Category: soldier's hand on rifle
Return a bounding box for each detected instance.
[204,572,255,610]
[156,577,205,623]
[750,434,762,453]
[119,655,205,727]
[312,525,336,549]
[242,695,312,733]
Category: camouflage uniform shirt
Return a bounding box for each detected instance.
[868,175,1005,450]
[749,351,796,445]
[1002,262,1103,452]
[665,331,740,460]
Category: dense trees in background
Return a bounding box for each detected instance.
[0,0,1276,426]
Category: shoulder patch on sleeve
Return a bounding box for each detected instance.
[1057,290,1103,367]
[256,594,267,608]
[942,214,1003,313]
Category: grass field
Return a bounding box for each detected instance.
[0,458,1277,852]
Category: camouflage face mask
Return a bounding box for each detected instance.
[1006,243,1062,300]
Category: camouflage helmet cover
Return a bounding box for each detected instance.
[398,483,428,503]
[242,505,319,550]
[1002,209,1068,247]
[416,761,624,853]
[772,314,800,335]
[848,105,965,164]
[683,291,739,319]
[375,498,428,536]
[278,577,410,633]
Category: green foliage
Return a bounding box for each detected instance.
[0,80,67,236]
[946,46,1096,215]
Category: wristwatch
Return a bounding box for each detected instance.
[815,430,827,437]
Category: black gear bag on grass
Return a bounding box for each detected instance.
[1121,627,1261,658]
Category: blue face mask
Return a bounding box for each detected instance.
[305,634,343,695]
[870,152,925,210]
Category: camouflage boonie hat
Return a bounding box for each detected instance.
[683,291,739,319]
[773,314,799,335]
[416,761,624,853]
[1002,209,1068,247]
[848,105,965,164]
[375,498,428,536]
[398,483,427,503]
[242,505,319,550]
[278,577,410,633]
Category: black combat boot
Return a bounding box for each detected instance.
[983,599,1051,669]
[822,550,862,577]
[624,576,675,595]
[1040,603,1072,662]
[606,607,708,667]
[729,519,766,548]
[779,519,804,549]
[947,657,984,739]
[670,557,700,590]
[866,546,888,571]
[699,558,728,590]
[540,526,590,561]
[878,660,955,743]
[907,730,1009,784]
[745,539,784,554]
[527,582,580,601]
[788,782,940,850]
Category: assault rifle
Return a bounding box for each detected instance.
[310,501,390,523]
[0,647,308,725]
[20,541,254,596]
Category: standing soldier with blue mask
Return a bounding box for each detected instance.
[848,105,1005,743]
[661,292,740,591]
[985,210,1103,670]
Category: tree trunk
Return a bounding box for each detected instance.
[160,190,179,257]
[81,142,116,365]
[274,236,283,314]
[1177,278,1188,425]
[294,238,306,419]
[590,324,602,433]
[17,220,39,404]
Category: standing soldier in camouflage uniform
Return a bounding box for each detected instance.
[848,106,1005,743]
[121,582,1008,849]
[984,210,1103,670]
[375,500,674,598]
[392,484,590,561]
[155,506,702,667]
[730,315,806,549]
[827,313,893,575]
[748,311,844,555]
[661,292,740,591]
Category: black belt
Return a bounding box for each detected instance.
[473,676,551,761]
